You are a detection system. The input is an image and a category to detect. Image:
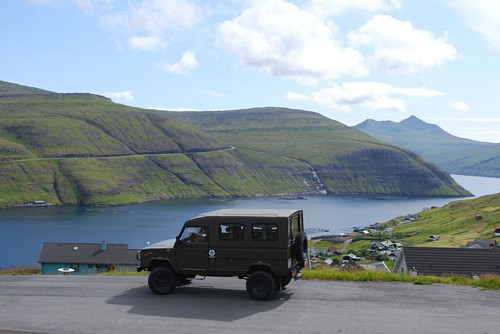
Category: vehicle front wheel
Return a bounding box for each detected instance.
[246,271,276,301]
[148,267,177,295]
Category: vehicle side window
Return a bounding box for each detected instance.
[252,224,278,241]
[219,223,244,240]
[180,226,208,243]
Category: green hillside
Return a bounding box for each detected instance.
[0,80,53,96]
[0,81,471,207]
[173,108,470,197]
[383,193,500,247]
[355,116,500,177]
[0,82,326,207]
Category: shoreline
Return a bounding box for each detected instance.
[0,190,474,211]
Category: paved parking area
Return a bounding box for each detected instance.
[0,275,498,334]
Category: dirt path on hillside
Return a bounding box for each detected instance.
[340,238,353,252]
[0,146,235,163]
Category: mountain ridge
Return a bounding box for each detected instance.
[355,115,500,177]
[0,81,471,207]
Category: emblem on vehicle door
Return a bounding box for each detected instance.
[208,249,216,258]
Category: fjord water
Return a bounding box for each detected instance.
[0,175,499,268]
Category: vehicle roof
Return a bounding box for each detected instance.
[189,209,302,220]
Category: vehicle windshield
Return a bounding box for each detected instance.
[179,226,208,243]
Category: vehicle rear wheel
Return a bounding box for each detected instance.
[148,267,177,295]
[246,271,276,301]
[281,274,292,287]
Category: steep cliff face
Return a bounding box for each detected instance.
[0,82,471,207]
[0,149,322,206]
[174,108,470,197]
[316,148,466,196]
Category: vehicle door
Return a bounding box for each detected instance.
[176,225,209,273]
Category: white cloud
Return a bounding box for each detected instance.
[284,92,310,101]
[349,15,458,73]
[307,0,401,17]
[443,0,500,50]
[291,82,443,112]
[102,90,134,101]
[450,101,470,111]
[101,0,202,50]
[157,51,200,74]
[129,35,167,51]
[217,0,368,84]
[389,87,445,97]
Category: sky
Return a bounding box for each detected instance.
[1,0,499,143]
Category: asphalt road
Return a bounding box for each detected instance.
[0,275,498,334]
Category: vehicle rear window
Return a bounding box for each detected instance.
[290,215,299,239]
[252,224,278,241]
[219,223,244,240]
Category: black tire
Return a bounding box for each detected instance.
[246,271,276,301]
[148,267,177,295]
[293,231,308,265]
[281,274,293,287]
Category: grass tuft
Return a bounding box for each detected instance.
[302,268,500,290]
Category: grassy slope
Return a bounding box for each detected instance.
[0,82,322,206]
[0,94,224,157]
[0,81,53,96]
[385,193,500,247]
[0,148,321,206]
[355,116,500,177]
[0,81,470,206]
[341,193,500,254]
[174,108,470,197]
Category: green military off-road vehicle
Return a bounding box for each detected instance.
[137,209,308,300]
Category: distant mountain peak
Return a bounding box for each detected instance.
[400,115,437,130]
[354,119,371,128]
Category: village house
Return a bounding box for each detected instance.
[369,240,402,255]
[38,241,138,275]
[368,223,383,230]
[388,250,400,261]
[400,213,419,224]
[393,247,500,276]
[360,261,390,272]
[309,247,327,257]
[327,247,341,256]
[462,238,497,249]
[342,253,361,262]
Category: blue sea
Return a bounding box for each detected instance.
[0,174,498,268]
